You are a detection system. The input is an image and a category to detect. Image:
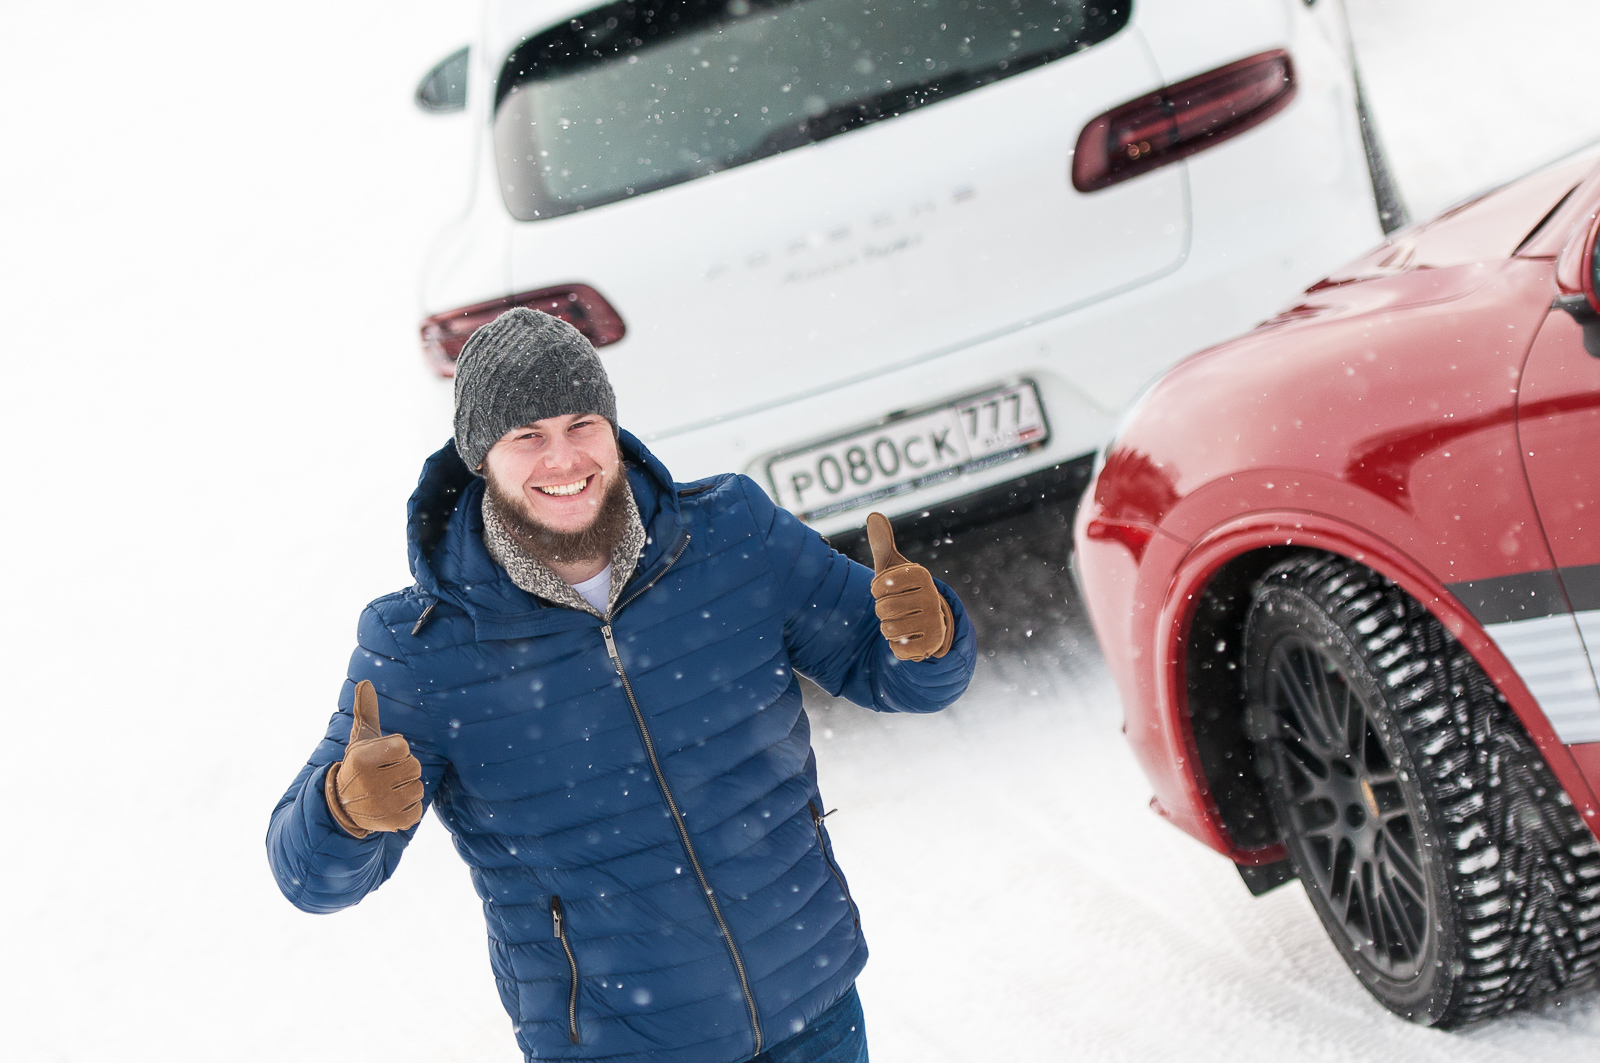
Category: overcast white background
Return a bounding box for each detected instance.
[4,1,1600,1060]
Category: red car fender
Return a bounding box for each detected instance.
[1148,509,1600,862]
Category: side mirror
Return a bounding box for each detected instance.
[1590,220,1600,316]
[416,47,469,114]
[1555,210,1600,357]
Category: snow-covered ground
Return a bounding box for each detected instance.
[5,2,1600,1060]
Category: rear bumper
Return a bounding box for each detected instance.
[827,456,1092,564]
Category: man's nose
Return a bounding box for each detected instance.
[542,434,583,470]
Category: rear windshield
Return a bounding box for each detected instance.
[493,0,1130,220]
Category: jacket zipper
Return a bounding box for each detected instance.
[809,801,860,929]
[551,895,580,1044]
[598,534,765,1055]
[610,532,691,617]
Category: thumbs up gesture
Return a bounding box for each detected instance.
[323,680,424,838]
[865,513,956,663]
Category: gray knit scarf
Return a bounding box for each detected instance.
[480,480,647,618]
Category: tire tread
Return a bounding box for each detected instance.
[1257,553,1600,1025]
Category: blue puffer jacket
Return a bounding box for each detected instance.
[268,433,976,1063]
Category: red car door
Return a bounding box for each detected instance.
[1516,292,1600,789]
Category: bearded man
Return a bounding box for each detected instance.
[268,308,976,1063]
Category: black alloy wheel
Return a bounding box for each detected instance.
[1261,636,1430,981]
[1245,554,1600,1026]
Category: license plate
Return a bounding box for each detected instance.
[767,382,1049,520]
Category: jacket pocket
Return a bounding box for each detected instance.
[551,895,581,1044]
[809,801,860,929]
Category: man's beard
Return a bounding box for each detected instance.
[484,467,632,569]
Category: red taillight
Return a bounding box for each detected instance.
[419,284,626,377]
[1072,50,1297,193]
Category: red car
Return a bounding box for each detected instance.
[1075,151,1600,1027]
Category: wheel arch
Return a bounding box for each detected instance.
[1159,511,1600,864]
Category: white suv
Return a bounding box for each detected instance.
[418,0,1392,541]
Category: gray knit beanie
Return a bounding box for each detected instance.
[452,308,618,474]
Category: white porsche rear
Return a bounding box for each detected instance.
[422,0,1385,536]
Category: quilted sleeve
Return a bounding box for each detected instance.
[738,476,976,713]
[266,603,448,914]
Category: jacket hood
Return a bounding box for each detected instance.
[404,430,684,625]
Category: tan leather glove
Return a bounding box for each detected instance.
[866,512,955,663]
[324,679,424,838]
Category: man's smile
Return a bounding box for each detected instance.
[534,476,592,498]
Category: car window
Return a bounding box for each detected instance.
[493,0,1130,220]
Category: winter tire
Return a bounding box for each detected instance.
[1244,554,1600,1026]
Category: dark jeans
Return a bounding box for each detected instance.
[750,985,868,1063]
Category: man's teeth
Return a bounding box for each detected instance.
[537,477,589,497]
